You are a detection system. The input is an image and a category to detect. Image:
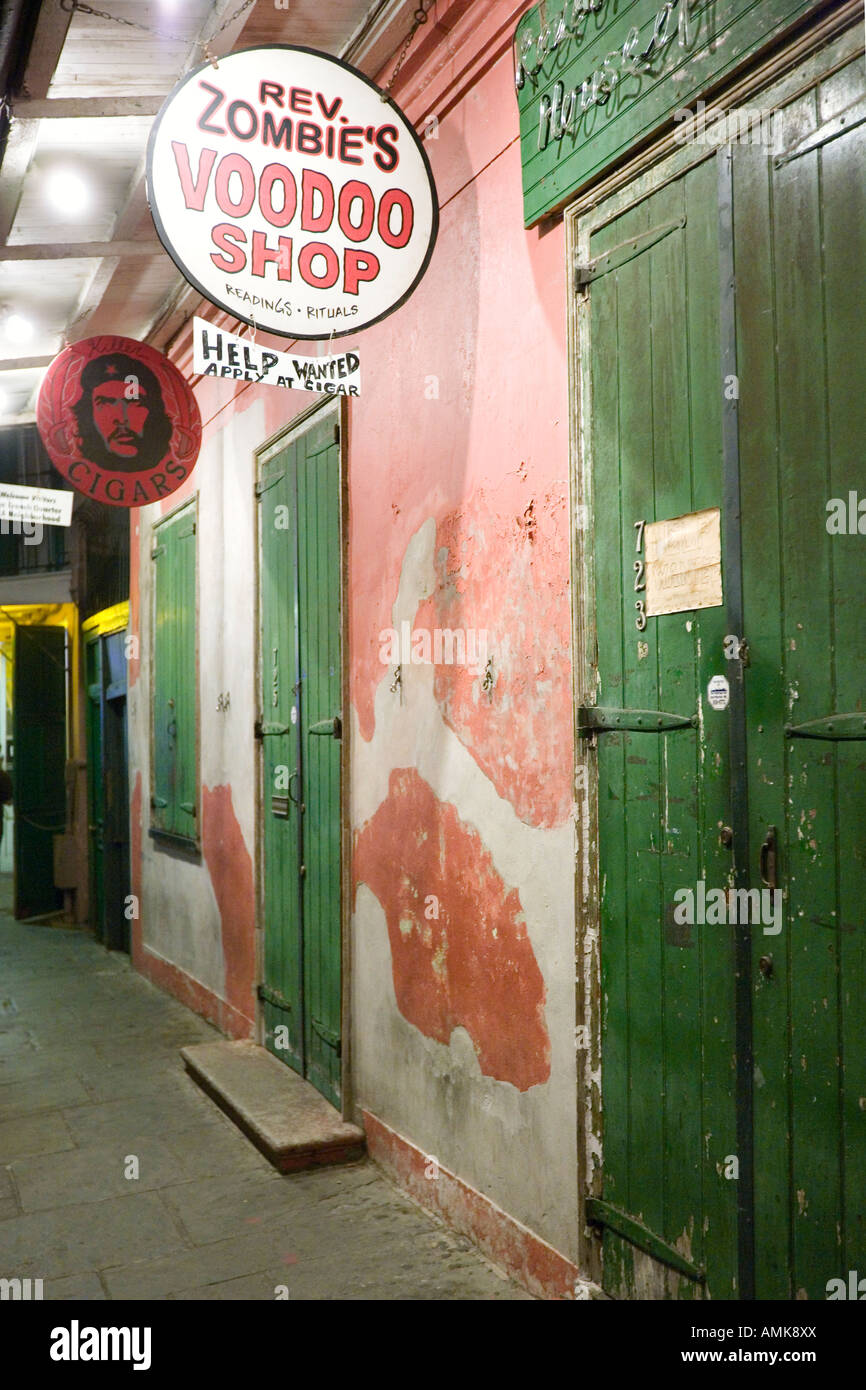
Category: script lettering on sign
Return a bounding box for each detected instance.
[514,0,823,225]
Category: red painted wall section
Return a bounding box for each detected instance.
[354,767,551,1091]
[345,63,571,828]
[414,481,571,829]
[201,783,256,1026]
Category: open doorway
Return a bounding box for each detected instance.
[0,605,76,920]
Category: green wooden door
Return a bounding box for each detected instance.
[86,629,131,951]
[586,157,738,1299]
[258,413,342,1107]
[86,635,106,941]
[13,624,66,919]
[736,56,866,1300]
[586,52,866,1301]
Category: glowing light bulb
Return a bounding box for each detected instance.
[4,314,33,344]
[46,168,90,215]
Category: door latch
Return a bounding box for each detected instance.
[759,825,778,890]
[723,634,750,665]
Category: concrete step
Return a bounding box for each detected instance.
[180,1040,365,1173]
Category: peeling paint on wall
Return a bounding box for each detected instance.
[354,766,551,1091]
[201,783,256,1027]
[414,484,572,829]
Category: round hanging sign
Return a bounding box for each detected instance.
[145,46,439,340]
[36,335,202,508]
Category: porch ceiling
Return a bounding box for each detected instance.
[0,0,405,424]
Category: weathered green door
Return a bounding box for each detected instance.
[585,51,866,1300]
[737,57,866,1300]
[86,636,105,941]
[14,624,66,919]
[586,156,738,1299]
[86,627,130,952]
[258,411,342,1107]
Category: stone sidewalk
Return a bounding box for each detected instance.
[0,891,531,1301]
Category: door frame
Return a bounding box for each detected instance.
[565,9,864,1289]
[253,394,352,1117]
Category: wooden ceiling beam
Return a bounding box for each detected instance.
[2,240,162,260]
[0,0,73,244]
[19,0,74,101]
[0,355,54,372]
[12,95,166,119]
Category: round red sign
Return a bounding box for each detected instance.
[36,335,202,508]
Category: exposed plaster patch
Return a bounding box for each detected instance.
[411,494,572,828]
[354,767,551,1091]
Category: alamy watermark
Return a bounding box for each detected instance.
[674,100,781,152]
[379,622,489,676]
[0,1277,43,1300]
[827,1271,866,1300]
[0,517,43,546]
[673,881,782,935]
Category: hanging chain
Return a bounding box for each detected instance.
[381,2,431,100]
[58,0,256,57]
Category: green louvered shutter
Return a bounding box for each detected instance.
[152,501,197,844]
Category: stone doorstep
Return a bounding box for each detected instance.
[180,1040,365,1174]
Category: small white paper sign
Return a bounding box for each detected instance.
[193,318,360,397]
[0,482,73,528]
[707,674,730,710]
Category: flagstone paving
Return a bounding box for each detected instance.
[0,886,531,1301]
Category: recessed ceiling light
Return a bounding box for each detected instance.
[46,168,90,215]
[4,314,34,344]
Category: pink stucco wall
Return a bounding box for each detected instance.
[130,0,578,1271]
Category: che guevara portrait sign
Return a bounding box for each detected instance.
[36,336,202,508]
[146,46,439,340]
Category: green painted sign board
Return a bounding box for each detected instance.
[516,0,828,225]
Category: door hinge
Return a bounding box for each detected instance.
[258,982,293,1012]
[309,715,342,738]
[586,1198,706,1283]
[785,712,866,741]
[311,1016,341,1056]
[151,544,165,559]
[578,706,697,735]
[575,217,686,289]
[775,97,866,167]
[256,469,285,496]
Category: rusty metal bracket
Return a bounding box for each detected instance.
[578,706,697,735]
[785,712,866,740]
[585,1198,706,1282]
[575,217,686,289]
